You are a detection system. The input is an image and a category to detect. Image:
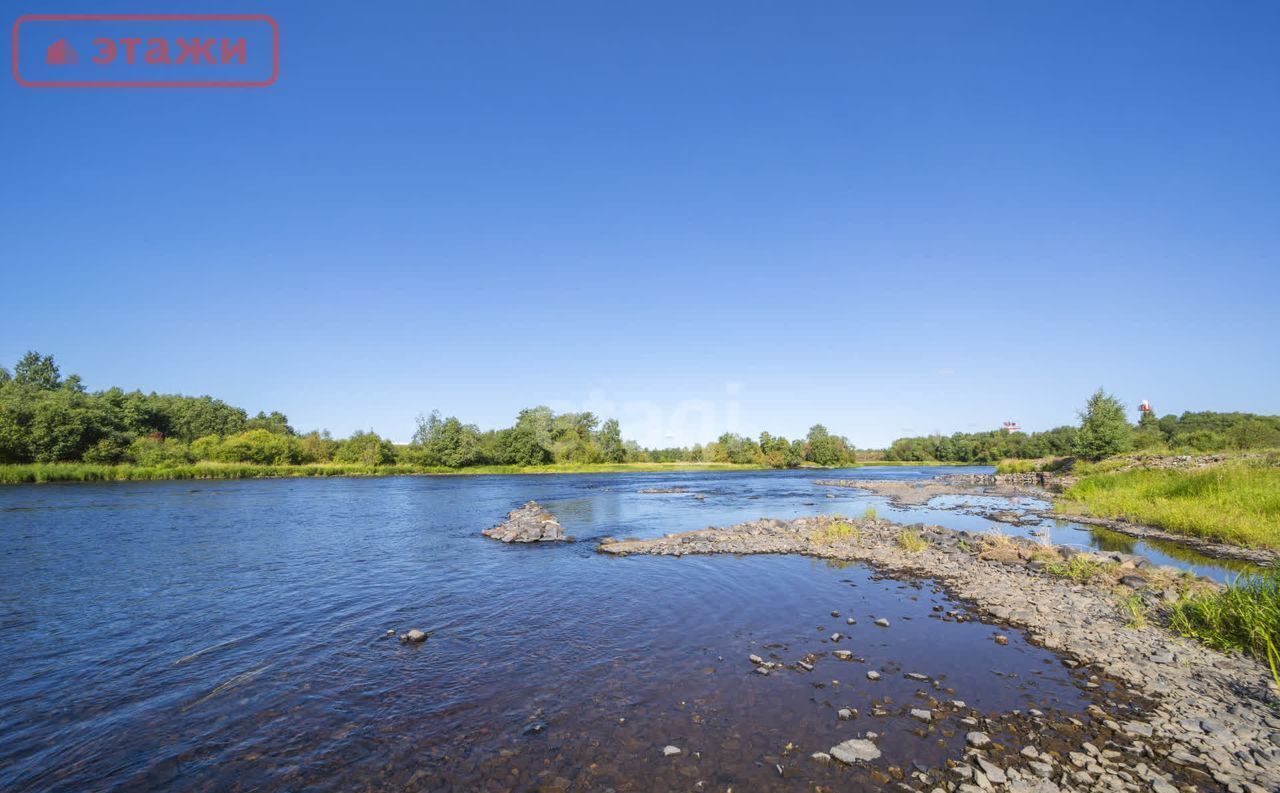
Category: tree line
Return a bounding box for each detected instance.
[0,352,857,469]
[883,389,1280,463]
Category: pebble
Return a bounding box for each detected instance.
[662,745,681,757]
[838,708,854,720]
[910,708,932,722]
[874,618,891,627]
[867,670,882,681]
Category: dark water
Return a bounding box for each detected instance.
[0,468,1214,790]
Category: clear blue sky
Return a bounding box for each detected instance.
[3,1,1278,447]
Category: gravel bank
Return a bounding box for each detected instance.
[599,515,1280,792]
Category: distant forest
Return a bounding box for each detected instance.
[4,353,1274,470]
[884,406,1280,463]
[0,352,856,469]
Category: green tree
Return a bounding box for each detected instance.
[805,424,856,466]
[245,410,294,435]
[1073,388,1133,461]
[13,351,61,390]
[598,418,626,463]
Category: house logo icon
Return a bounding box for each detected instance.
[45,38,78,65]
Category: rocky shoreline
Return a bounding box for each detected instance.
[815,477,1276,566]
[598,515,1280,792]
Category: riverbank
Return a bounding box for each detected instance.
[598,514,1280,792]
[0,460,997,485]
[0,460,773,484]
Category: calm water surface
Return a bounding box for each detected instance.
[0,467,1222,790]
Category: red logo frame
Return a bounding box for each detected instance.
[12,13,279,88]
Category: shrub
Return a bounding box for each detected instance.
[896,530,928,553]
[214,429,301,465]
[334,431,396,466]
[812,520,860,545]
[126,437,195,466]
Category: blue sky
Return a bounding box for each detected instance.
[3,1,1278,447]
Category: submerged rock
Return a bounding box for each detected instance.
[830,738,881,764]
[482,501,570,543]
[662,745,681,756]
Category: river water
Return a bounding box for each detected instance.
[0,467,1238,791]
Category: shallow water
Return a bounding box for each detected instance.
[0,469,1224,790]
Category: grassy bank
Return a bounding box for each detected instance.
[1171,564,1280,685]
[1058,462,1280,551]
[0,460,773,484]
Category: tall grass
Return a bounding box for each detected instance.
[1171,565,1280,686]
[1058,463,1280,550]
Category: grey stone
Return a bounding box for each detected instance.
[977,757,1006,784]
[662,745,681,757]
[1124,721,1155,738]
[966,731,991,749]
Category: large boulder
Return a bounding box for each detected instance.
[483,501,570,543]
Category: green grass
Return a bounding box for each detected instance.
[1058,462,1280,550]
[994,459,1043,474]
[1171,565,1280,686]
[1121,592,1147,629]
[895,529,928,553]
[0,460,765,485]
[1042,555,1110,583]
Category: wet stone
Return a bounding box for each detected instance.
[830,738,881,764]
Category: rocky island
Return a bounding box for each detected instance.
[482,501,571,543]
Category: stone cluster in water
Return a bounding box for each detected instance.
[598,514,1280,792]
[482,501,570,543]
